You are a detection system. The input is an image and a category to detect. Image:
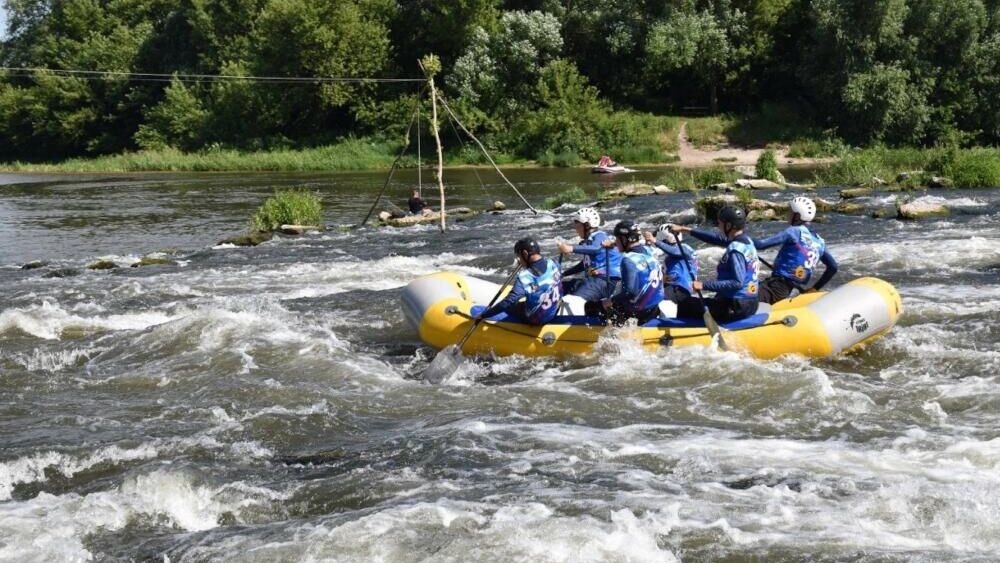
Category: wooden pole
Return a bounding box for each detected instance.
[420,57,447,233]
[438,95,538,214]
[358,87,425,227]
[416,92,422,196]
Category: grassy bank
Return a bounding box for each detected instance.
[811,147,1000,188]
[0,138,531,173]
[0,114,682,173]
[684,103,843,156]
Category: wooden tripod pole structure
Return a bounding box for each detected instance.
[419,56,447,232]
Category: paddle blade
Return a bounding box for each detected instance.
[421,345,464,384]
[702,311,729,351]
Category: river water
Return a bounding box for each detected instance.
[0,168,998,562]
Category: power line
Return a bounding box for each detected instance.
[0,67,426,84]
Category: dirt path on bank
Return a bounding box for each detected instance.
[676,122,830,167]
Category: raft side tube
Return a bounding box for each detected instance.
[806,277,901,355]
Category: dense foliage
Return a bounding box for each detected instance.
[2,0,1000,162]
[250,189,323,231]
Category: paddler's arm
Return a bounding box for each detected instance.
[479,276,527,319]
[570,231,609,256]
[751,228,792,250]
[702,250,746,293]
[810,251,839,291]
[654,240,685,258]
[668,224,728,247]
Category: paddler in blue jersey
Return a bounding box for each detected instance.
[477,238,562,325]
[558,207,622,304]
[599,220,665,325]
[669,206,760,322]
[752,196,838,303]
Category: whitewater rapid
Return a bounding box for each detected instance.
[0,171,997,562]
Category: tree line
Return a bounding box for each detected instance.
[1,0,999,162]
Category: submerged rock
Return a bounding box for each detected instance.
[747,208,779,222]
[599,183,657,200]
[833,202,866,215]
[380,208,476,227]
[219,231,274,247]
[897,200,950,220]
[839,187,874,199]
[21,260,48,270]
[279,224,322,235]
[44,268,81,278]
[736,178,784,190]
[87,260,118,270]
[927,176,953,189]
[871,207,895,219]
[131,256,178,268]
[695,195,789,221]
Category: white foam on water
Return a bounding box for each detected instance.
[0,469,288,562]
[910,195,988,208]
[195,500,681,563]
[155,252,489,301]
[425,418,1000,555]
[0,444,158,501]
[7,345,104,372]
[0,300,176,340]
[835,235,1000,272]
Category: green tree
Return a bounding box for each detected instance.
[135,76,208,150]
[450,10,563,122]
[646,11,737,114]
[510,59,608,159]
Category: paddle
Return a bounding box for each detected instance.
[421,265,522,384]
[674,232,729,351]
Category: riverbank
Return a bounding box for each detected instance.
[3,119,999,190]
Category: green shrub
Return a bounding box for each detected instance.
[726,103,827,147]
[940,150,1000,188]
[755,149,780,182]
[250,189,323,231]
[735,187,753,209]
[537,149,582,167]
[685,116,732,147]
[657,169,697,191]
[542,187,588,209]
[813,150,893,186]
[786,138,850,158]
[694,166,738,188]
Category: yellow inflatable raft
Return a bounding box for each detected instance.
[402,273,902,360]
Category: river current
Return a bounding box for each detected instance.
[0,169,998,562]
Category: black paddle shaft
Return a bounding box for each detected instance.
[455,265,522,351]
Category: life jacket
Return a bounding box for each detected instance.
[518,258,562,324]
[623,246,664,312]
[581,231,623,278]
[774,225,826,286]
[665,243,698,293]
[717,237,760,299]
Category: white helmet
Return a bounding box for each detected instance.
[790,196,816,222]
[573,207,601,228]
[657,224,678,245]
